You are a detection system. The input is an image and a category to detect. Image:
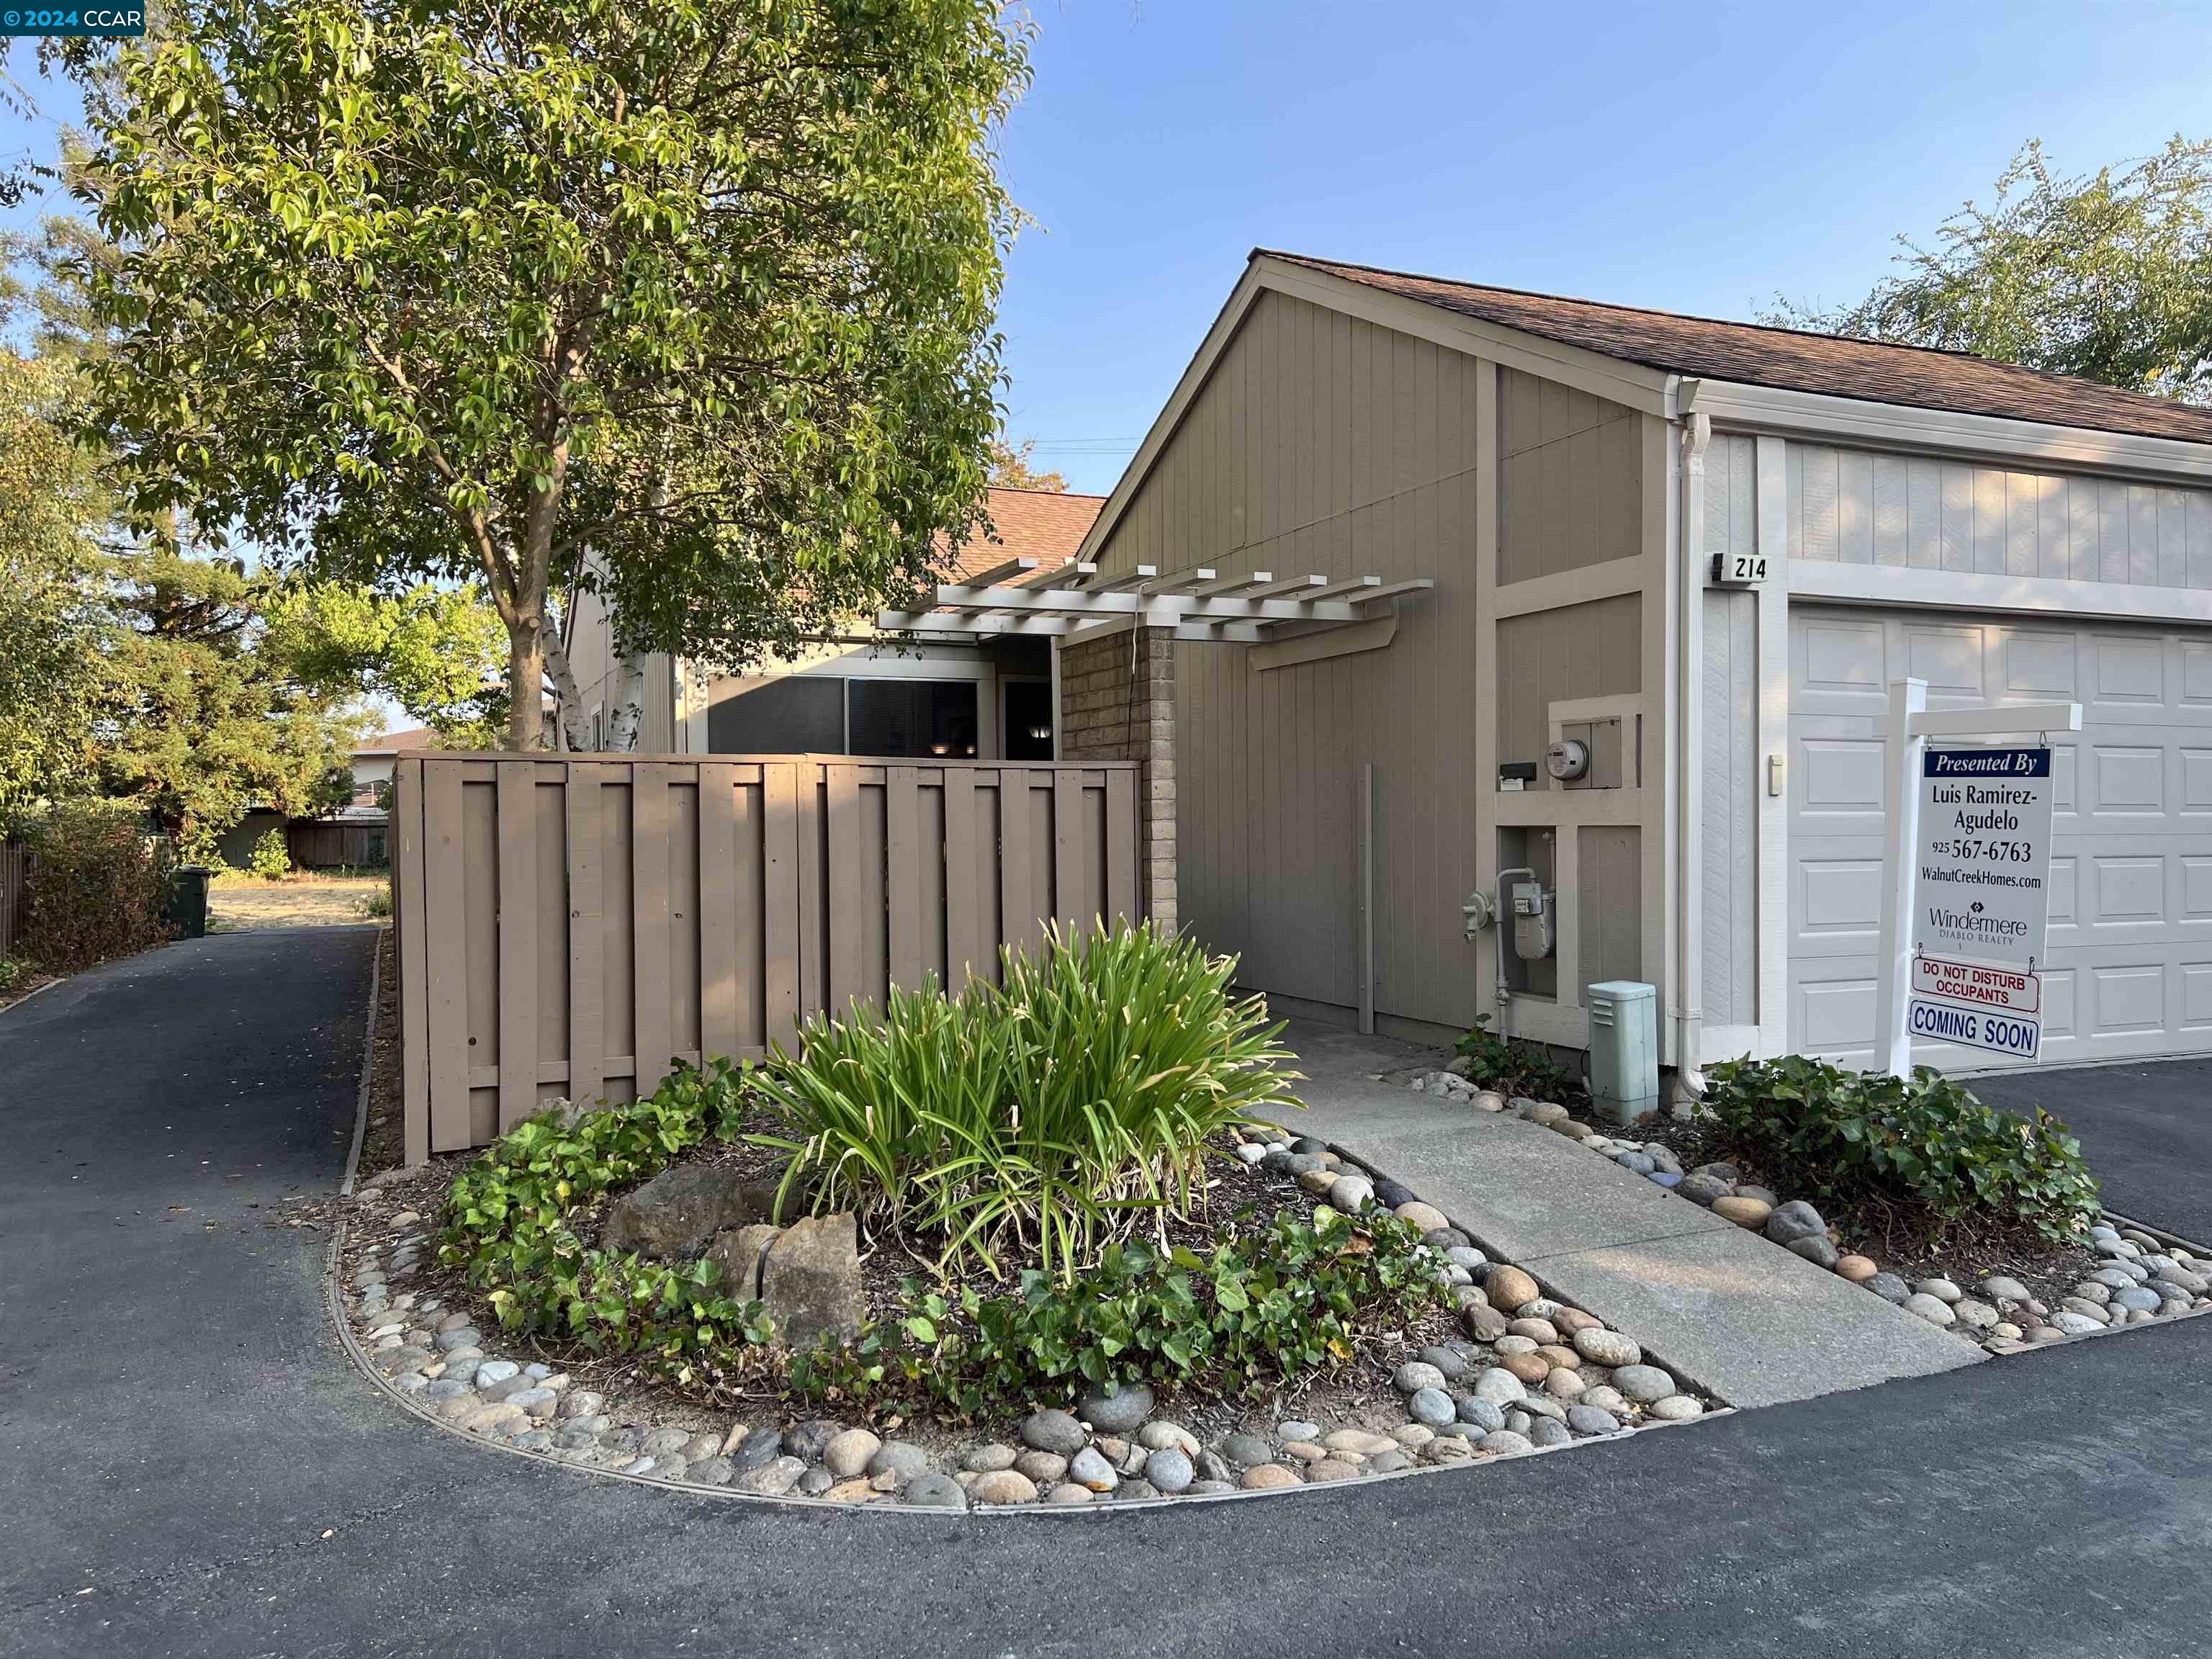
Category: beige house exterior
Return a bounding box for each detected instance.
[559,486,1100,762]
[1053,250,2212,1078]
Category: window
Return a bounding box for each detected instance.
[848,680,979,758]
[706,675,846,754]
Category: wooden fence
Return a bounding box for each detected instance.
[0,841,31,958]
[287,819,387,870]
[392,752,1143,1160]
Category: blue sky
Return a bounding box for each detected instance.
[12,1,2212,497]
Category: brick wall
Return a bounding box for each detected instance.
[1059,629,1175,932]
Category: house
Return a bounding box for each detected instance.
[347,727,436,817]
[891,250,2212,1077]
[559,485,1104,760]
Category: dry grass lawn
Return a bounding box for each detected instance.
[209,872,389,932]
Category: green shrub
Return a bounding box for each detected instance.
[21,801,172,971]
[248,827,291,880]
[793,1204,1454,1413]
[1453,1014,1579,1100]
[439,1061,774,1387]
[0,958,20,994]
[749,922,1300,1279]
[357,884,393,920]
[1702,1055,2100,1243]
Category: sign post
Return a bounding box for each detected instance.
[1871,679,2081,1079]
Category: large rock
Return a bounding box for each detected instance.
[603,1165,788,1259]
[705,1223,779,1300]
[1077,1380,1154,1434]
[1675,1173,1732,1208]
[1763,1200,1827,1246]
[1485,1264,1540,1313]
[759,1213,863,1346]
[1712,1195,1771,1230]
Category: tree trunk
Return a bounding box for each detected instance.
[505,611,546,751]
[541,626,591,752]
[608,652,648,752]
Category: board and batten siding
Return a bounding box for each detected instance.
[1786,440,2212,588]
[1498,369,1645,585]
[1089,288,1485,1030]
[1701,433,1760,1032]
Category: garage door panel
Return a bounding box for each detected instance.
[1790,601,2212,1066]
[2086,963,2168,1036]
[2089,634,2167,707]
[1905,624,1986,695]
[2090,745,2165,813]
[2181,750,2212,811]
[2087,854,2166,925]
[2000,631,2078,697]
[2182,640,2212,704]
[1800,618,1887,694]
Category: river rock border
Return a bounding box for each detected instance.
[332,1131,1723,1511]
[1408,1069,2212,1354]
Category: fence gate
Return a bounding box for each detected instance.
[392,752,1142,1160]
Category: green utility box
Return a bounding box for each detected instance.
[1587,980,1658,1124]
[168,865,212,939]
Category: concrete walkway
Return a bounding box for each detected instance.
[1279,1019,1984,1408]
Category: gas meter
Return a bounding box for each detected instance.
[1510,879,1554,963]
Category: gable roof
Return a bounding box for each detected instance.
[947,485,1106,583]
[1264,251,2212,447]
[355,727,436,756]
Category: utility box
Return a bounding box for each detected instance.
[1587,980,1658,1125]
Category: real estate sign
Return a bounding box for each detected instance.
[1913,747,2054,969]
[1905,745,2054,1059]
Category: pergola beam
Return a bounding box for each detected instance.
[875,570,1434,646]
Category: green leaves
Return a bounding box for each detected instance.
[1703,1055,2102,1244]
[747,921,1303,1280]
[1770,137,2212,403]
[76,0,1033,750]
[1452,1013,1578,1100]
[795,1207,1452,1416]
[438,1055,776,1384]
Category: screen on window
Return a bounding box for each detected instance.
[705,675,846,754]
[846,680,978,758]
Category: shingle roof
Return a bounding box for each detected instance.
[947,486,1105,583]
[1264,251,2212,447]
[355,726,436,755]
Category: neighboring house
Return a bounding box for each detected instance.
[1002,250,2212,1075]
[560,485,1103,760]
[347,727,436,818]
[215,727,431,868]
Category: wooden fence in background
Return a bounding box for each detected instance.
[0,841,32,958]
[392,752,1143,1160]
[286,819,387,870]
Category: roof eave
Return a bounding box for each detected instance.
[1683,378,2212,485]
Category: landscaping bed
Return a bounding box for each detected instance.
[336,927,1722,1508]
[1403,1048,2212,1356]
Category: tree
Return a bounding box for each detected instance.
[76,0,1032,750]
[98,547,366,852]
[987,436,1070,492]
[1770,138,2212,400]
[0,343,103,832]
[263,580,511,749]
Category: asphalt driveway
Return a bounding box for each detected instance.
[1974,1058,2212,1244]
[3,931,2211,1659]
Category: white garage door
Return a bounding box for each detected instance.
[1789,603,2212,1069]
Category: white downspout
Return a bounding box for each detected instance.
[1673,405,1712,1105]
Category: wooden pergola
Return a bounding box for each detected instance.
[878,559,1434,652]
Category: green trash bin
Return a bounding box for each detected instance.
[168,864,212,939]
